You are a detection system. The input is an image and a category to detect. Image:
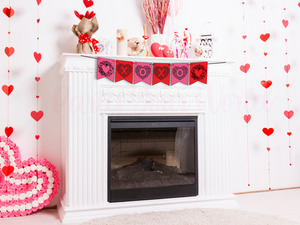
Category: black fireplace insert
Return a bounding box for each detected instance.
[108,116,198,202]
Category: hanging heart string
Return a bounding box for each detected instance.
[261,0,273,191]
[31,0,44,163]
[283,0,293,166]
[240,1,251,187]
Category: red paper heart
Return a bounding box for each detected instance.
[299,2,300,7]
[261,80,272,89]
[35,135,40,140]
[83,0,94,8]
[242,35,247,39]
[5,127,13,137]
[2,85,14,96]
[244,114,251,123]
[163,46,174,58]
[151,42,164,57]
[287,132,292,136]
[36,95,39,98]
[286,84,290,87]
[282,19,289,28]
[37,18,40,23]
[284,110,294,119]
[4,47,15,57]
[260,33,270,42]
[284,64,290,73]
[262,127,274,136]
[31,111,44,122]
[35,77,40,82]
[36,0,42,5]
[2,165,14,177]
[3,7,14,18]
[267,147,270,151]
[34,52,42,63]
[264,52,267,56]
[240,63,250,73]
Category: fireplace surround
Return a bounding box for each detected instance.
[57,54,238,223]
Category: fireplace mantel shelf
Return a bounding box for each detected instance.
[57,53,238,223]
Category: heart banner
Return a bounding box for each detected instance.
[190,62,208,85]
[152,63,170,85]
[115,60,133,83]
[134,62,152,85]
[96,57,209,86]
[97,58,115,82]
[171,63,189,85]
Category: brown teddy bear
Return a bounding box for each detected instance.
[127,37,146,56]
[72,16,99,54]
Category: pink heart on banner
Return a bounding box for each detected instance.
[240,63,250,73]
[282,19,289,28]
[284,64,290,73]
[284,110,294,119]
[31,111,44,122]
[244,114,251,123]
[34,52,42,63]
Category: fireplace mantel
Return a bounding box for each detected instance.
[57,53,238,223]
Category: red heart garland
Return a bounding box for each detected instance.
[284,110,294,119]
[244,114,251,123]
[282,19,289,28]
[260,33,270,42]
[284,64,290,73]
[2,85,14,96]
[36,0,42,5]
[3,7,14,18]
[31,111,44,122]
[83,0,94,8]
[5,127,13,137]
[35,77,40,82]
[261,80,272,89]
[35,135,40,140]
[299,2,300,7]
[2,165,14,177]
[37,19,40,23]
[267,147,270,151]
[34,52,42,63]
[287,132,292,136]
[262,127,274,136]
[264,52,268,56]
[286,84,290,87]
[4,47,15,57]
[240,63,250,73]
[242,35,247,39]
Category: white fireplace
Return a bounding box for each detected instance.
[57,53,238,223]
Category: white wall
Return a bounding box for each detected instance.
[0,0,299,206]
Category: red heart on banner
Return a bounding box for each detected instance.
[284,64,290,73]
[284,110,294,119]
[31,111,44,122]
[2,165,14,177]
[260,33,270,42]
[282,19,289,28]
[261,80,272,89]
[35,135,40,140]
[287,132,292,136]
[5,47,15,57]
[35,77,40,82]
[262,128,274,136]
[83,0,94,8]
[2,85,14,96]
[151,43,165,57]
[5,126,13,137]
[240,63,250,73]
[244,114,251,123]
[34,52,42,63]
[242,35,247,39]
[3,7,14,18]
[36,0,42,5]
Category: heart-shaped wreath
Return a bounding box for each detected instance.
[0,136,59,217]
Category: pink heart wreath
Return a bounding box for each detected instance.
[0,136,59,217]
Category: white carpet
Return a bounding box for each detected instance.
[81,208,300,225]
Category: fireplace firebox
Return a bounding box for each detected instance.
[108,116,198,202]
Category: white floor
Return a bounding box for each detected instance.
[0,188,299,225]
